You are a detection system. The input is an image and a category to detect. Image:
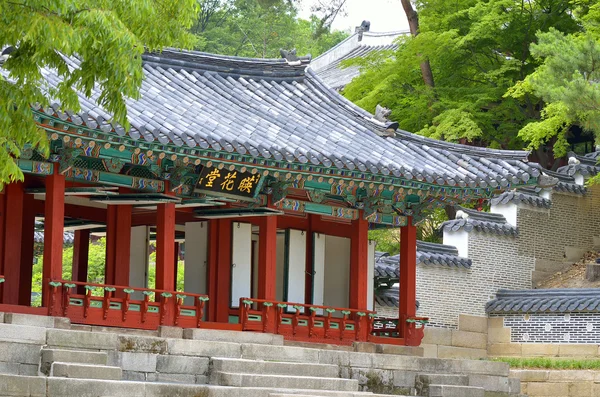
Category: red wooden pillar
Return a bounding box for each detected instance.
[72,230,90,293]
[304,214,313,305]
[2,182,25,304]
[19,194,36,305]
[42,170,65,308]
[206,220,218,321]
[105,205,132,286]
[155,202,176,291]
[399,218,417,339]
[215,219,232,323]
[349,212,369,310]
[257,216,277,300]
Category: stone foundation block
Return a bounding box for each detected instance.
[119,352,157,372]
[0,323,46,344]
[468,374,510,392]
[155,372,196,383]
[459,315,488,334]
[47,329,117,350]
[422,327,452,345]
[18,364,39,376]
[521,343,559,357]
[437,345,487,360]
[156,355,209,374]
[460,360,509,377]
[451,330,487,350]
[167,339,241,358]
[41,349,108,375]
[510,369,549,382]
[46,377,143,397]
[391,370,418,388]
[118,335,167,354]
[488,317,504,329]
[144,383,210,397]
[428,384,484,397]
[50,362,122,380]
[242,343,318,363]
[0,312,4,323]
[4,313,57,328]
[488,343,522,356]
[488,327,511,344]
[371,354,419,370]
[158,326,183,339]
[526,381,569,396]
[0,374,45,396]
[0,362,20,375]
[122,370,147,381]
[547,369,595,381]
[184,328,283,345]
[421,343,438,358]
[558,344,598,357]
[0,341,43,364]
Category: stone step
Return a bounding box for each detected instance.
[213,372,359,392]
[3,313,70,329]
[184,328,284,346]
[211,358,339,378]
[428,384,485,397]
[50,362,122,380]
[47,328,118,351]
[41,348,108,375]
[0,323,47,345]
[415,373,469,395]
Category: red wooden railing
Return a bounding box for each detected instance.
[48,280,210,330]
[239,298,378,345]
[370,315,429,346]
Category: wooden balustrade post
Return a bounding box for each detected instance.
[399,218,418,344]
[42,170,65,309]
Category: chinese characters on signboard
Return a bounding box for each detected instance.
[196,166,262,199]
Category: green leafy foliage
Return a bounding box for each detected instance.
[193,0,348,58]
[343,0,598,159]
[0,0,198,186]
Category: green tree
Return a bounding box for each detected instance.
[343,0,595,168]
[0,0,198,186]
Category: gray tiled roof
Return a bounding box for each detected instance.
[490,187,551,208]
[557,151,600,178]
[311,30,408,90]
[543,169,587,195]
[374,241,472,281]
[34,231,74,244]
[486,289,600,313]
[12,49,542,189]
[374,286,420,310]
[441,207,517,236]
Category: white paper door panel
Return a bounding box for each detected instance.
[285,229,307,311]
[367,240,375,311]
[312,232,326,314]
[184,222,208,305]
[231,222,252,307]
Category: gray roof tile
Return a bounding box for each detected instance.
[490,187,551,208]
[6,49,541,189]
[441,207,517,236]
[487,289,600,313]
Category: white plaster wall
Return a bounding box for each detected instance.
[323,235,350,309]
[184,222,208,305]
[443,229,469,258]
[490,203,518,227]
[129,226,149,300]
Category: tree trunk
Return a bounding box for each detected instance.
[400,0,434,87]
[586,263,600,282]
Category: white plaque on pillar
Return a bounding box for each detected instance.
[231,222,252,308]
[284,229,307,312]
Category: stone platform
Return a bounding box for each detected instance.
[0,313,523,396]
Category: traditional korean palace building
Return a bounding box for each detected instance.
[0,48,544,346]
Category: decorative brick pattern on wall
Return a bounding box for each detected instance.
[491,313,600,344]
[416,233,535,328]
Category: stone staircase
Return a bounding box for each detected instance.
[0,312,523,396]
